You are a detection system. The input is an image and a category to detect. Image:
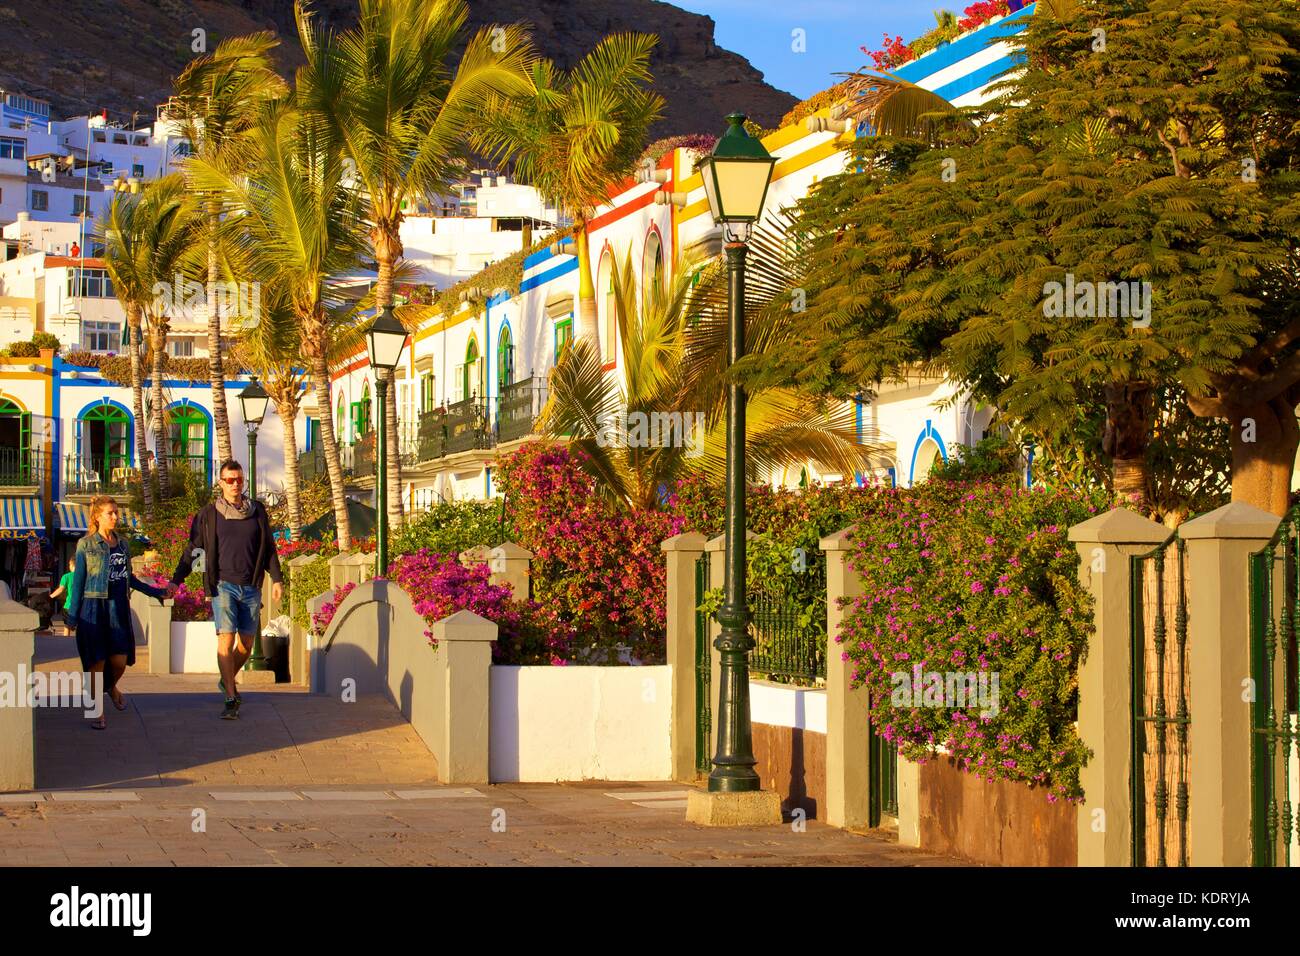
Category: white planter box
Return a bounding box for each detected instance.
[170,621,218,673]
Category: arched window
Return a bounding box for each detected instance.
[462,336,480,401]
[0,397,33,483]
[497,324,515,389]
[597,251,615,364]
[355,380,371,437]
[166,404,209,483]
[643,230,664,304]
[79,402,131,484]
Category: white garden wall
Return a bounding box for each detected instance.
[489,665,672,782]
[748,679,827,734]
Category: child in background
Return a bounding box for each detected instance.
[49,558,76,635]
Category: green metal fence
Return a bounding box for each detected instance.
[694,553,712,775]
[1248,510,1300,867]
[1129,535,1190,867]
[747,551,826,687]
[870,724,899,826]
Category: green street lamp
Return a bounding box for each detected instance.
[237,376,270,670]
[366,305,409,577]
[695,113,776,793]
[237,377,270,501]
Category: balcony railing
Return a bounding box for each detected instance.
[297,431,377,484]
[63,453,132,495]
[0,447,45,487]
[496,377,546,445]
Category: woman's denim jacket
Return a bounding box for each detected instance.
[65,531,164,620]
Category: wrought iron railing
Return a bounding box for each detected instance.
[297,447,326,483]
[1130,534,1190,867]
[445,398,489,455]
[748,593,826,686]
[0,447,44,487]
[353,430,376,477]
[417,409,446,463]
[1249,511,1300,867]
[496,377,545,444]
[62,453,131,494]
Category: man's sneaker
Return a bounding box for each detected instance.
[220,698,240,720]
[218,678,242,701]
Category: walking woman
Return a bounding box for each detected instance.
[64,496,169,729]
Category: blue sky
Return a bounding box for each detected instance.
[673,1,939,99]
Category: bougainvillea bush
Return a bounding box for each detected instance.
[388,550,575,665]
[496,443,688,663]
[139,566,210,622]
[838,481,1104,802]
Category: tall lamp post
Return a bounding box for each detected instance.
[695,113,776,796]
[237,377,270,670]
[366,306,409,577]
[238,377,270,501]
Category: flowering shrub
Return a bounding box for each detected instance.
[838,481,1104,802]
[311,581,356,635]
[390,502,503,560]
[277,536,375,559]
[862,33,915,70]
[139,565,210,622]
[958,0,1011,31]
[389,550,574,664]
[496,443,686,663]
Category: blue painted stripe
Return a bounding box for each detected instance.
[931,53,1025,102]
[56,502,88,532]
[891,3,1035,84]
[518,257,579,294]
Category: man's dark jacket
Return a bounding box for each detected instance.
[170,499,283,593]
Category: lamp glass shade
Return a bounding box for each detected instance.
[367,307,408,370]
[238,379,270,425]
[698,113,776,225]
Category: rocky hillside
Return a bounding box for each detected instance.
[0,0,797,137]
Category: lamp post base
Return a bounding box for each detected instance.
[685,787,783,827]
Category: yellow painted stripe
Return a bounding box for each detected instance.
[413,309,476,343]
[679,137,845,227]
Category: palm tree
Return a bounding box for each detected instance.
[191,100,367,550]
[96,175,201,510]
[473,36,665,354]
[539,248,883,510]
[296,0,535,539]
[228,281,309,540]
[172,32,288,468]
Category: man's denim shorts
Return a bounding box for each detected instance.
[212,581,262,636]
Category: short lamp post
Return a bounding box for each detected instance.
[237,376,270,670]
[366,306,409,578]
[694,113,776,795]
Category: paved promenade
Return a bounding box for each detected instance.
[0,633,964,867]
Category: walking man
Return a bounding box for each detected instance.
[170,459,283,719]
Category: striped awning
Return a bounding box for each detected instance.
[0,496,45,536]
[55,501,89,533]
[55,502,142,534]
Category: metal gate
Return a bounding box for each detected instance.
[1129,536,1190,867]
[1248,512,1300,867]
[870,723,898,827]
[694,553,712,775]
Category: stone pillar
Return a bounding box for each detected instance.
[1068,507,1170,867]
[329,551,375,590]
[896,757,922,847]
[145,598,175,675]
[460,544,491,569]
[488,542,533,598]
[306,590,332,693]
[286,554,321,686]
[432,609,497,784]
[662,531,707,782]
[820,527,872,831]
[0,598,38,791]
[1180,502,1280,866]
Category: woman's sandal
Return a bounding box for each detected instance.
[109,688,127,711]
[89,716,106,730]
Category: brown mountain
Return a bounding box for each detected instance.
[0,0,797,137]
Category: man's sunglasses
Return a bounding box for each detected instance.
[221,476,245,485]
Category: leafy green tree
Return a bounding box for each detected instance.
[766,0,1300,515]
